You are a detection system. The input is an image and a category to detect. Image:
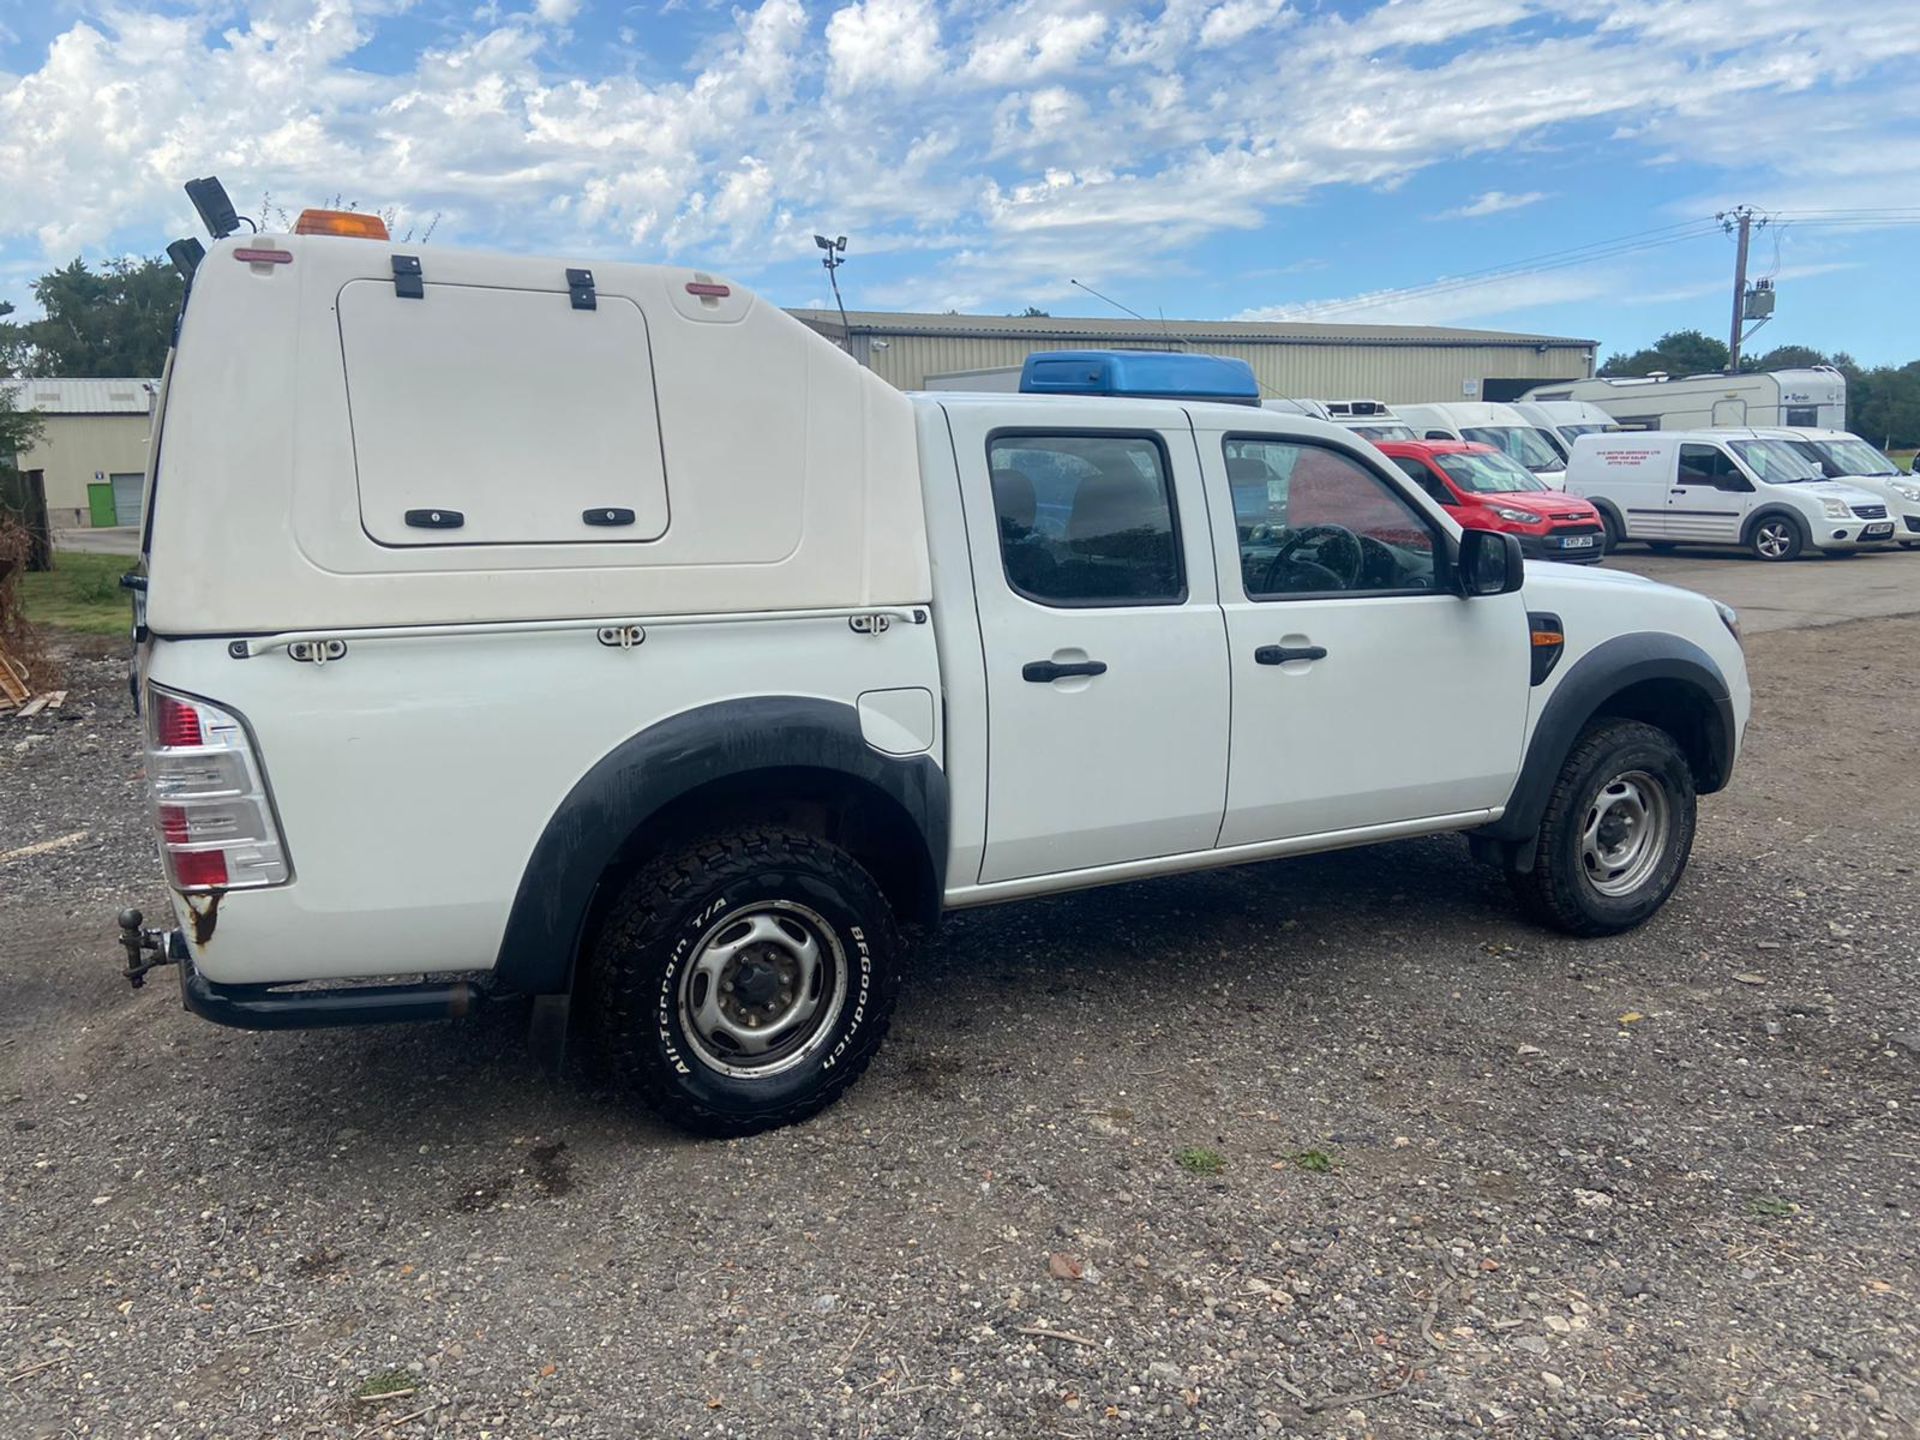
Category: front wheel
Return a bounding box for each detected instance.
[1508,719,1698,937]
[586,827,901,1136]
[1749,514,1804,562]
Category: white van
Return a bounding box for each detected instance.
[1746,428,1920,549]
[1525,368,1847,432]
[1321,399,1418,443]
[1510,400,1621,461]
[1397,402,1568,487]
[1565,430,1895,561]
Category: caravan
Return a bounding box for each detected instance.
[1523,368,1846,432]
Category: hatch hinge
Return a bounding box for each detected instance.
[567,268,597,311]
[287,639,349,665]
[849,614,894,636]
[391,254,424,299]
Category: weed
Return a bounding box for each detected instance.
[1176,1146,1226,1176]
[1292,1149,1335,1174]
[356,1368,414,1400]
[1748,1194,1795,1220]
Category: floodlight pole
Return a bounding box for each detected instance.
[821,241,853,357]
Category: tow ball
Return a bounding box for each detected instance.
[116,908,180,989]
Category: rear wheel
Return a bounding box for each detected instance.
[586,827,901,1136]
[1508,719,1697,937]
[1749,514,1804,562]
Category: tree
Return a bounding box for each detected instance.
[0,384,44,466]
[1010,306,1051,317]
[1598,329,1730,378]
[1747,343,1831,371]
[0,258,183,378]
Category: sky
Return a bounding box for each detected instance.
[1,0,1918,363]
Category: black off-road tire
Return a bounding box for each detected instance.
[586,827,901,1136]
[1507,719,1698,937]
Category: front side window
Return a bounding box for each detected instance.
[1678,443,1743,488]
[1434,450,1547,495]
[1461,425,1564,473]
[988,433,1183,606]
[1225,438,1438,598]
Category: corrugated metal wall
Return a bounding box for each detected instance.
[854,334,1592,404]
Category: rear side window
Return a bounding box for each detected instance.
[338,280,669,546]
[987,433,1183,606]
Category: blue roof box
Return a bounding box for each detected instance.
[1018,349,1261,406]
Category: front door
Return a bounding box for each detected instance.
[948,407,1230,884]
[1202,431,1528,846]
[1669,444,1750,544]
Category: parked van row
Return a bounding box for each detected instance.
[1562,429,1915,561]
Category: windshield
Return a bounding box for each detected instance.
[1811,437,1900,477]
[1434,450,1548,494]
[1460,425,1564,473]
[1558,423,1618,441]
[1351,423,1417,441]
[1730,438,1824,484]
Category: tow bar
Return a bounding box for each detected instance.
[116,908,181,988]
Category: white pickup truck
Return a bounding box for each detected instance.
[120,204,1750,1135]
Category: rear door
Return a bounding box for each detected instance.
[1669,443,1751,544]
[945,403,1230,884]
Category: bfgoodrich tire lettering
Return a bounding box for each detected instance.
[1508,719,1698,937]
[587,827,900,1136]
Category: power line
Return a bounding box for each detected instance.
[1285,220,1723,319]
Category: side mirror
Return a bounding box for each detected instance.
[1456,528,1525,597]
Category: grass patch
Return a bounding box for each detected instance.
[16,551,134,636]
[1290,1149,1335,1174]
[356,1368,415,1401]
[1747,1193,1795,1220]
[1175,1145,1225,1176]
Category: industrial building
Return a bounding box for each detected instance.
[788,310,1596,404]
[2,377,158,528]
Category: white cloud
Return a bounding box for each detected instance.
[1436,189,1551,219]
[826,0,944,92]
[0,0,1917,320]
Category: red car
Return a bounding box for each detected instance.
[1375,439,1607,564]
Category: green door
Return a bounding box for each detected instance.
[88,482,117,528]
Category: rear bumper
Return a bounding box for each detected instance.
[177,947,488,1030]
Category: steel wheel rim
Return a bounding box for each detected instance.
[1755,521,1792,559]
[1580,769,1671,898]
[678,902,847,1078]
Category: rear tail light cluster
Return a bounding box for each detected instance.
[144,687,290,892]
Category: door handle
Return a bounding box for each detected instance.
[1023,659,1108,683]
[1255,644,1328,666]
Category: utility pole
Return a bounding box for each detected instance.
[1719,205,1757,373]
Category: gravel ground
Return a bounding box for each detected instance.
[3,620,1918,1440]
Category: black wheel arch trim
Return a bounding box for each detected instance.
[493,696,948,995]
[1475,631,1735,855]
